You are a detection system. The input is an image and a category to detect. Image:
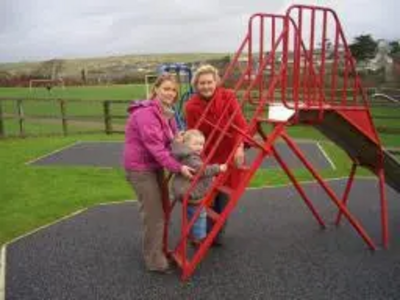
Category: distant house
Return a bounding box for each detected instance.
[392,53,400,77]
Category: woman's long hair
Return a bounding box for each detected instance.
[150,73,179,103]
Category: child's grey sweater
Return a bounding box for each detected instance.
[171,141,221,204]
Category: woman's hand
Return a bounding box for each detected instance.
[234,144,245,167]
[180,165,195,179]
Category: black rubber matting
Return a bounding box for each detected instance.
[30,141,332,170]
[6,179,400,300]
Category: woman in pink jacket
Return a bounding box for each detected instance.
[124,74,194,273]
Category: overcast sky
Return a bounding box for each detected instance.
[0,0,398,62]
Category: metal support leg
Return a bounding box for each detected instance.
[281,133,376,250]
[273,146,326,228]
[335,163,358,226]
[378,168,389,248]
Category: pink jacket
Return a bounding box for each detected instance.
[123,99,182,172]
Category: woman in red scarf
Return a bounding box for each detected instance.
[184,64,248,246]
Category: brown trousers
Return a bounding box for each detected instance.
[126,170,169,271]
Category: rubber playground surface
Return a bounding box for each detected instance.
[4,179,400,300]
[29,141,334,170]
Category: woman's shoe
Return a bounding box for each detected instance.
[148,264,174,274]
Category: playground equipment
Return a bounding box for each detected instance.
[160,63,193,130]
[146,63,193,130]
[163,5,400,280]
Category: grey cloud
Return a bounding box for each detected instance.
[0,0,398,62]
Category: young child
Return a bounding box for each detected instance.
[171,129,227,244]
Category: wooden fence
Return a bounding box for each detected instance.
[0,98,131,138]
[0,94,399,142]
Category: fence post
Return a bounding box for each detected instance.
[103,100,112,134]
[0,100,4,138]
[17,99,25,137]
[59,99,68,136]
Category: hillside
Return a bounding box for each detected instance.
[0,53,229,78]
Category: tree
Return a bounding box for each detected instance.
[389,40,400,55]
[349,34,377,62]
[318,38,334,59]
[81,68,87,85]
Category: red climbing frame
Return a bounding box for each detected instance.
[163,5,389,281]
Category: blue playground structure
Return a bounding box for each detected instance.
[157,63,194,130]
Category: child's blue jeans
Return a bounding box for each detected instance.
[187,205,207,241]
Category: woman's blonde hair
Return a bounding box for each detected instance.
[150,73,179,102]
[191,64,221,87]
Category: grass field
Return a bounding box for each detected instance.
[0,85,146,100]
[0,134,130,245]
[1,85,400,245]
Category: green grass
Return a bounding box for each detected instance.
[0,82,188,101]
[371,107,400,148]
[373,118,400,127]
[250,141,372,187]
[0,84,146,100]
[3,119,110,136]
[370,107,400,118]
[1,99,129,118]
[0,134,132,246]
[380,134,400,148]
[286,125,326,140]
[284,125,400,149]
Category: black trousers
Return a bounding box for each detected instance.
[207,192,230,242]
